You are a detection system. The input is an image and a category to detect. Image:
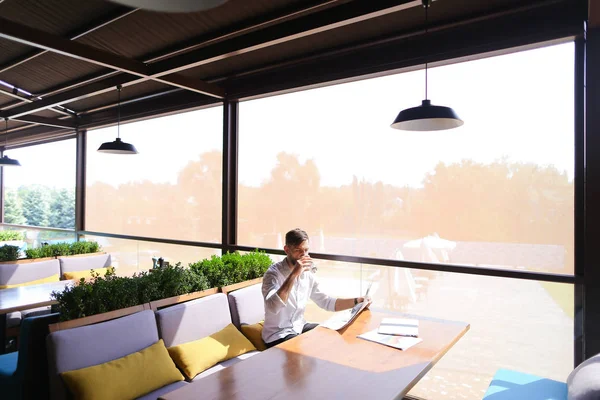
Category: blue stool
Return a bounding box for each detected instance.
[0,313,59,400]
[484,368,567,400]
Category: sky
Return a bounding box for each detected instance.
[3,41,575,190]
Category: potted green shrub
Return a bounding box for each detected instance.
[0,245,20,263]
[50,264,213,328]
[0,231,25,257]
[47,250,272,329]
[189,250,272,294]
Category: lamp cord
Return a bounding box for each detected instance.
[117,85,122,139]
[425,2,428,100]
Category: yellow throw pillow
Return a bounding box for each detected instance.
[0,274,59,289]
[63,267,114,282]
[61,339,183,400]
[168,323,256,380]
[240,321,267,351]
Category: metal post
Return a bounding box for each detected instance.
[583,0,600,361]
[222,100,238,254]
[75,128,86,239]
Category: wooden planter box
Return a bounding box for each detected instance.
[48,287,221,332]
[221,277,263,295]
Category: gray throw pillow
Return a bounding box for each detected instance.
[568,353,600,399]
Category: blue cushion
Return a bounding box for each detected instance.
[484,369,567,399]
[0,352,18,379]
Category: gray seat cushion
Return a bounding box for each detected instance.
[227,284,265,329]
[192,351,260,381]
[0,259,60,286]
[47,310,159,400]
[58,253,112,276]
[135,381,188,400]
[155,293,232,347]
[568,353,600,399]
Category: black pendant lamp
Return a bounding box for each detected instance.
[97,85,138,155]
[391,0,463,131]
[0,118,21,167]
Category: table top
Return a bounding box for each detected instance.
[160,310,469,400]
[0,280,72,314]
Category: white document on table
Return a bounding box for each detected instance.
[358,329,423,350]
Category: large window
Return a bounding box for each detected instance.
[238,43,575,275]
[3,139,76,230]
[86,106,223,243]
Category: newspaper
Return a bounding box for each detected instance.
[321,282,372,331]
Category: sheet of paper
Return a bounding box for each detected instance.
[357,329,423,350]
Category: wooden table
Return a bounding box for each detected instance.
[160,310,469,400]
[0,280,72,354]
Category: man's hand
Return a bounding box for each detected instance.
[357,296,372,309]
[292,255,313,278]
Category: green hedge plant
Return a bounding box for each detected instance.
[25,241,101,259]
[0,231,24,241]
[0,245,20,262]
[50,250,271,322]
[51,264,210,321]
[189,250,272,288]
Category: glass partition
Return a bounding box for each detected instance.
[0,225,77,257]
[310,259,573,399]
[238,42,575,275]
[86,106,223,243]
[81,235,220,277]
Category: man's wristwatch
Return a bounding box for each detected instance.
[354,297,358,305]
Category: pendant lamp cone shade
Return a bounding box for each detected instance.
[97,137,138,154]
[391,100,463,131]
[98,85,138,154]
[0,155,21,167]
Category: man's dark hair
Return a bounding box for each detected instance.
[285,228,309,247]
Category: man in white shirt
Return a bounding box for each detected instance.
[262,228,367,348]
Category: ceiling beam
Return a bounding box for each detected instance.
[11,115,77,129]
[0,86,74,117]
[0,17,225,100]
[2,74,141,118]
[0,0,342,112]
[0,6,138,75]
[1,0,415,116]
[0,7,137,120]
[148,0,421,77]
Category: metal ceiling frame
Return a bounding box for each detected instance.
[0,17,226,101]
[0,0,422,122]
[0,6,139,123]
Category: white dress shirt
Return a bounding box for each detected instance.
[261,259,337,344]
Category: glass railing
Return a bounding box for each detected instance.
[255,255,573,400]
[0,224,77,258]
[80,234,221,277]
[315,259,574,400]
